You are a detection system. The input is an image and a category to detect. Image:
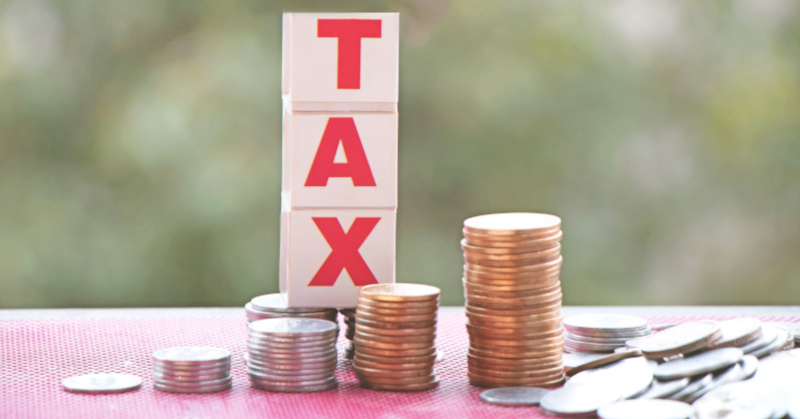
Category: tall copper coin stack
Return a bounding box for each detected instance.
[245,293,338,323]
[462,212,566,388]
[340,309,357,359]
[353,283,440,391]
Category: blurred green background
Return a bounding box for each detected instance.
[0,0,798,308]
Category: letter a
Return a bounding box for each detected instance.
[304,117,377,187]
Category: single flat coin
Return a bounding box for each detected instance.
[568,357,655,399]
[540,385,621,417]
[708,318,762,349]
[563,352,609,368]
[152,347,231,365]
[598,399,692,419]
[635,378,691,400]
[751,325,791,358]
[62,374,142,394]
[627,321,721,359]
[565,349,642,377]
[249,318,338,336]
[692,381,774,419]
[359,283,440,302]
[563,314,649,334]
[654,348,743,380]
[741,326,776,354]
[479,387,550,406]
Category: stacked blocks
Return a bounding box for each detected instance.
[280,13,399,308]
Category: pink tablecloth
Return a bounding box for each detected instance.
[2,310,798,419]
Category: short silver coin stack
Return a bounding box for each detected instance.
[340,308,356,359]
[245,293,338,323]
[247,317,339,392]
[152,347,232,393]
[563,314,652,353]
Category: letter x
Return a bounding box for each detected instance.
[308,217,380,286]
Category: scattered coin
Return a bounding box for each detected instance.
[692,381,774,419]
[565,348,642,377]
[635,377,690,400]
[737,355,758,380]
[567,357,654,399]
[751,325,791,358]
[655,347,743,380]
[668,374,713,401]
[563,352,609,368]
[479,387,550,406]
[540,385,621,417]
[598,399,693,419]
[707,318,762,349]
[62,374,142,394]
[627,320,721,359]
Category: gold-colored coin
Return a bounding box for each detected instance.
[353,365,433,378]
[353,337,434,351]
[355,303,438,316]
[356,311,437,323]
[466,310,562,325]
[464,281,561,298]
[467,316,563,332]
[355,317,436,330]
[468,364,565,379]
[465,303,562,318]
[463,213,561,236]
[467,353,563,367]
[355,324,437,337]
[464,269,561,285]
[468,372,565,389]
[463,274,560,290]
[353,358,435,371]
[464,253,561,268]
[465,257,563,274]
[357,372,437,386]
[468,335,565,348]
[463,230,562,248]
[353,331,436,344]
[464,244,561,262]
[353,299,439,310]
[465,292,562,310]
[354,345,437,358]
[354,352,437,365]
[467,347,562,360]
[360,377,439,392]
[359,283,440,303]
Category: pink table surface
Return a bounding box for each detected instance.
[1,307,798,419]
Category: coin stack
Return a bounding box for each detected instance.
[245,293,338,323]
[247,317,339,392]
[353,283,440,391]
[462,212,566,388]
[152,347,232,393]
[563,313,652,353]
[340,308,357,359]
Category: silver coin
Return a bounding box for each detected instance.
[751,325,791,358]
[435,349,445,363]
[153,370,229,382]
[788,396,800,419]
[249,318,339,336]
[248,333,338,344]
[479,387,550,406]
[248,335,337,346]
[708,318,762,349]
[563,314,649,335]
[567,333,638,345]
[540,385,622,417]
[627,321,721,358]
[250,293,329,313]
[563,352,608,368]
[668,374,713,401]
[62,374,142,394]
[154,381,232,394]
[598,399,693,419]
[635,378,690,400]
[249,353,338,365]
[565,338,622,353]
[251,377,338,393]
[741,326,775,354]
[737,355,758,380]
[692,381,774,419]
[155,376,232,388]
[248,348,337,360]
[567,357,654,399]
[247,370,334,383]
[152,347,231,365]
[247,344,336,356]
[247,364,334,376]
[679,362,742,403]
[655,348,743,380]
[152,363,230,374]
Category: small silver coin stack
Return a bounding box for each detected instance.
[245,293,338,323]
[152,347,232,393]
[247,317,339,392]
[340,308,357,359]
[563,314,652,353]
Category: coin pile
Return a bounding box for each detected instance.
[247,317,339,392]
[353,283,440,391]
[152,347,232,393]
[245,293,338,323]
[563,313,652,353]
[462,212,566,388]
[340,308,357,359]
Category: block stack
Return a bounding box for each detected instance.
[280,13,399,308]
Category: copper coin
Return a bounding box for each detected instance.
[356,311,437,323]
[353,299,439,310]
[468,347,563,360]
[467,318,563,334]
[355,345,437,358]
[468,374,565,389]
[466,294,562,310]
[353,365,433,379]
[463,213,561,235]
[465,244,561,261]
[354,331,436,344]
[353,338,435,351]
[468,327,564,341]
[360,377,439,392]
[466,303,562,317]
[353,358,435,371]
[359,283,440,303]
[355,324,437,337]
[355,304,438,316]
[357,372,437,385]
[461,240,560,256]
[354,352,437,365]
[464,282,562,299]
[461,233,562,252]
[468,364,565,378]
[355,318,437,330]
[467,312,562,326]
[464,253,561,268]
[465,256,563,274]
[468,352,563,366]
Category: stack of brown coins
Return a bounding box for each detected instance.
[462,212,566,388]
[340,308,357,359]
[352,283,440,391]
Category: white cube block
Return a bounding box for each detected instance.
[280,208,396,308]
[282,111,397,209]
[282,13,399,110]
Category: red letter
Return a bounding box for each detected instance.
[304,117,376,187]
[317,19,381,89]
[308,217,380,286]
